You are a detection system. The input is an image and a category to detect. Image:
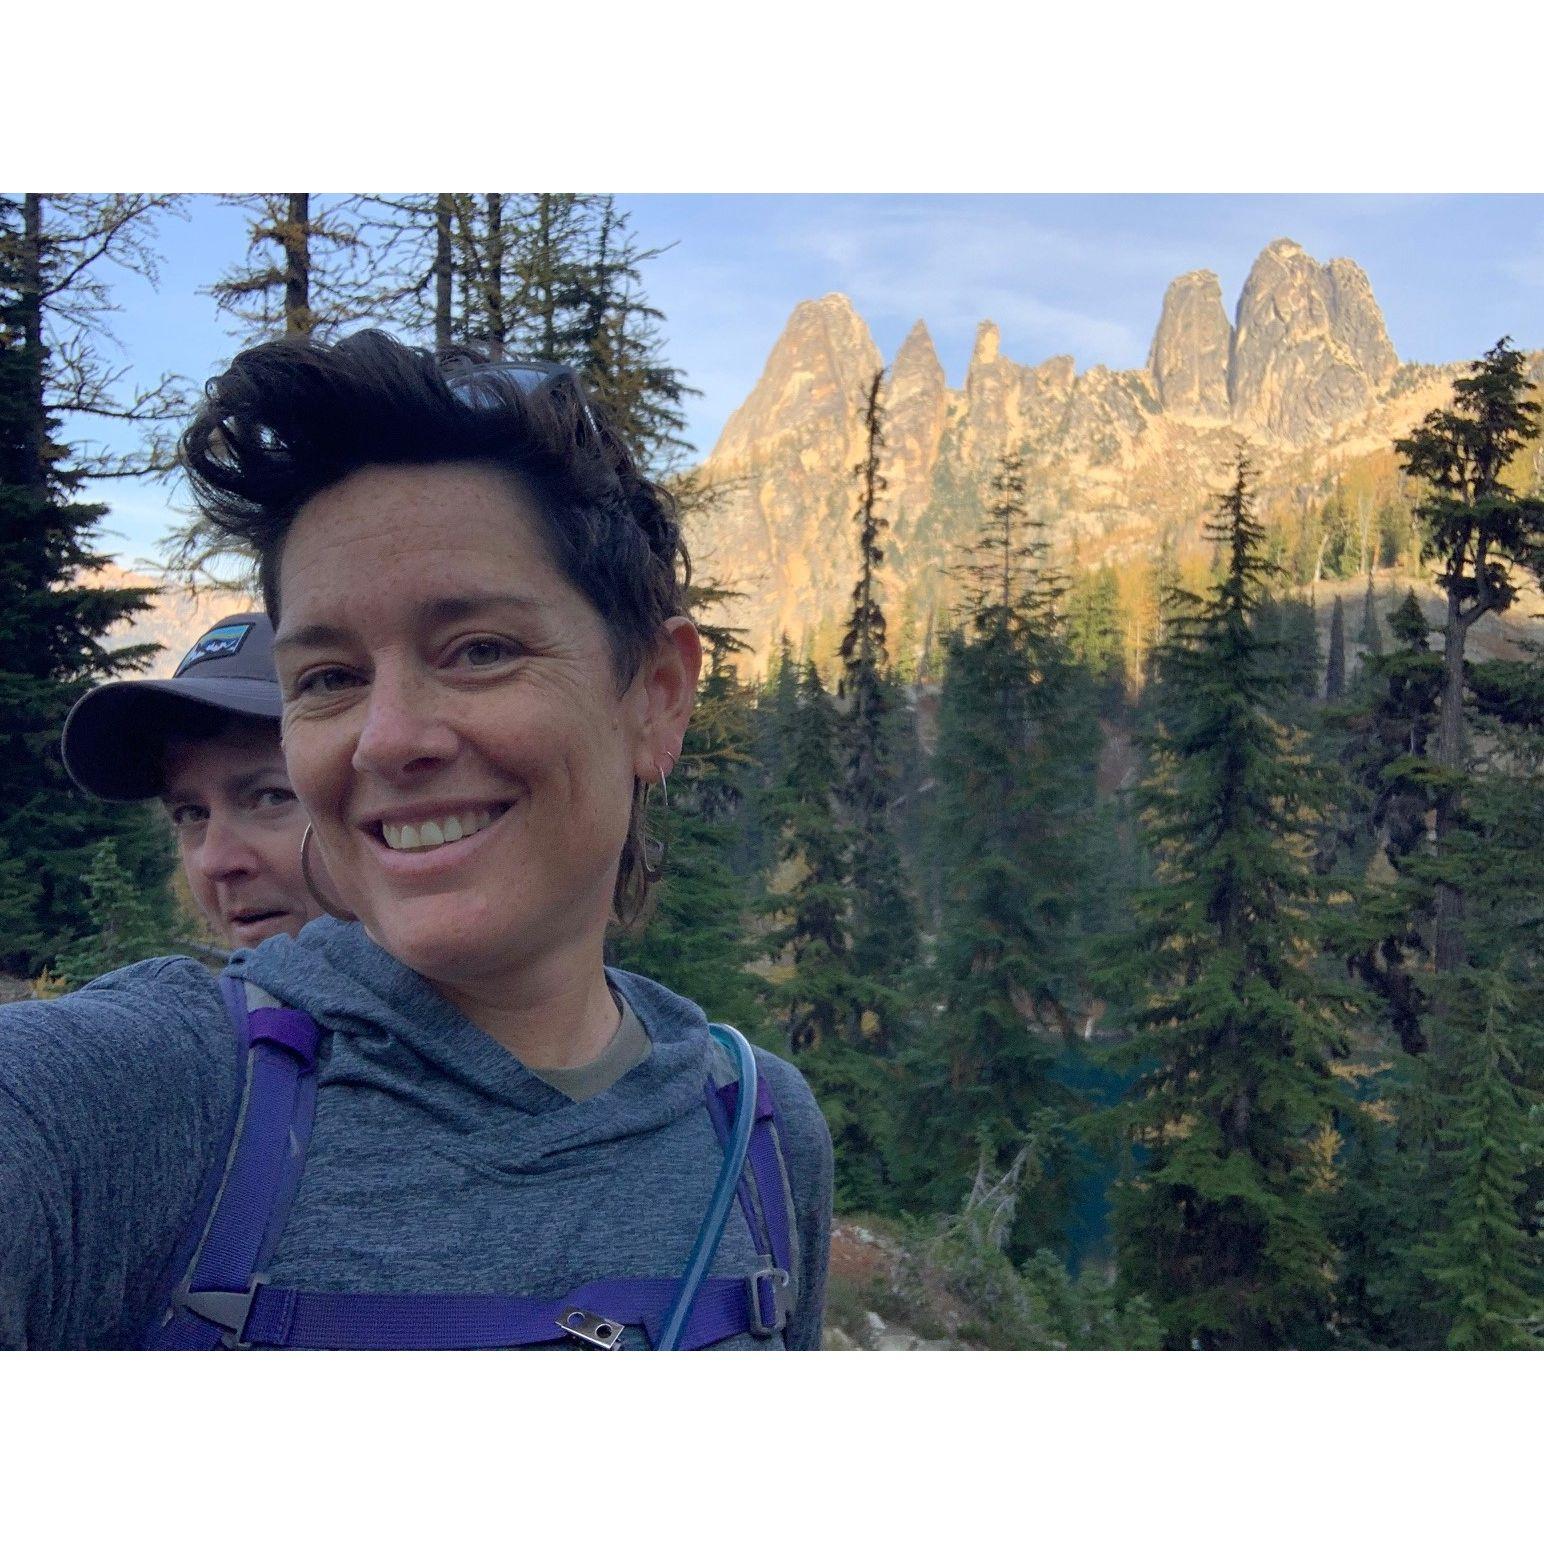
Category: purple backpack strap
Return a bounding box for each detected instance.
[144,1002,788,1351]
[707,1036,795,1335]
[143,976,321,1350]
[206,1272,770,1350]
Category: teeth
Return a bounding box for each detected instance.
[382,806,502,852]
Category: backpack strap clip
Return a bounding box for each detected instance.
[555,1307,625,1349]
[745,1260,791,1338]
[177,1275,269,1350]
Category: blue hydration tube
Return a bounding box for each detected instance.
[655,1022,759,1350]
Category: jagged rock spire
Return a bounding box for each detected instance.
[1147,269,1232,419]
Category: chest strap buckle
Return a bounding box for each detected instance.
[557,1308,625,1349]
[178,1276,268,1350]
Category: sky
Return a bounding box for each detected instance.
[61,193,1544,571]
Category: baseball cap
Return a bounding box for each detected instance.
[62,613,284,801]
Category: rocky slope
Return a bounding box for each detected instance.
[692,238,1541,671]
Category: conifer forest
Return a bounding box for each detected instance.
[3,192,1542,1350]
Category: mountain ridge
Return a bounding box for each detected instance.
[693,238,1542,669]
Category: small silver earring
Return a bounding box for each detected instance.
[300,824,357,923]
[655,750,677,807]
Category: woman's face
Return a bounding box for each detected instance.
[272,462,699,992]
[161,720,320,948]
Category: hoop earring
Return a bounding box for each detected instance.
[654,749,677,808]
[300,824,357,923]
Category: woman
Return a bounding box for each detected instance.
[0,331,833,1351]
[62,611,322,949]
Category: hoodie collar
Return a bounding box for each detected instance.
[227,918,715,1162]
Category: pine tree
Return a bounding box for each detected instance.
[1326,594,1346,700]
[1066,565,1124,707]
[1333,589,1443,1056]
[1420,652,1544,1347]
[1423,967,1540,1348]
[609,649,770,1043]
[1357,569,1383,660]
[1106,454,1351,1349]
[763,660,858,1055]
[902,453,1096,1248]
[566,197,696,474]
[344,194,460,349]
[837,371,919,1049]
[54,838,172,988]
[208,193,367,340]
[1395,339,1544,972]
[737,635,799,887]
[163,192,389,588]
[0,195,176,974]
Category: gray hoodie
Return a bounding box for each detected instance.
[0,918,832,1350]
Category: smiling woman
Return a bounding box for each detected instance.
[0,331,832,1352]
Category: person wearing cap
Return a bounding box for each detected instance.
[62,612,322,949]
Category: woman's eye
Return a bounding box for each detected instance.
[295,667,359,696]
[169,805,207,828]
[457,638,518,669]
[254,786,297,810]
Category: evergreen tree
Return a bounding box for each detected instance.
[1357,569,1383,660]
[902,453,1096,1249]
[1333,589,1442,1056]
[165,192,392,587]
[0,195,176,974]
[837,371,919,1049]
[763,660,858,1054]
[736,634,798,886]
[1395,339,1544,972]
[1420,657,1544,1347]
[1423,967,1540,1348]
[2,194,189,478]
[54,838,172,988]
[609,649,770,1043]
[208,193,367,340]
[1106,454,1351,1349]
[1326,594,1346,700]
[1253,591,1320,711]
[567,197,696,474]
[1066,565,1124,708]
[345,194,460,349]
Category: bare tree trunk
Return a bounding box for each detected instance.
[433,194,453,352]
[484,194,505,357]
[1433,590,1470,972]
[18,195,47,498]
[284,193,311,335]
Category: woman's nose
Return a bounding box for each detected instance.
[195,811,260,881]
[350,669,459,780]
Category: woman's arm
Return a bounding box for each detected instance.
[0,959,236,1348]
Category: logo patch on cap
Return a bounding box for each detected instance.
[177,622,253,675]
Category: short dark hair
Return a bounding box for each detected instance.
[178,329,689,925]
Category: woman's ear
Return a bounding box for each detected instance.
[634,617,702,776]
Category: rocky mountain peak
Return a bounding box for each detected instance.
[880,321,951,559]
[891,319,945,391]
[694,239,1425,667]
[708,291,882,465]
[1230,238,1398,441]
[1325,257,1398,388]
[970,320,1001,370]
[1147,268,1232,420]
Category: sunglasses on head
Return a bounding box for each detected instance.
[446,357,602,439]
